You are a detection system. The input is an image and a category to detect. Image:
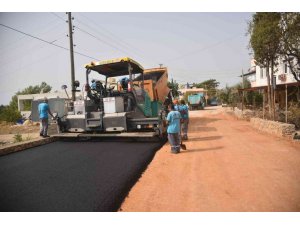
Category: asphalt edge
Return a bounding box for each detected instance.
[0,137,58,157]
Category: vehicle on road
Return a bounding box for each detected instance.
[188,93,205,110]
[209,99,218,106]
[55,57,170,140]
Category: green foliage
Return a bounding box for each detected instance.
[218,80,263,108]
[194,79,220,98]
[0,105,22,122]
[13,134,23,143]
[9,82,52,111]
[167,79,179,97]
[218,85,232,104]
[249,12,281,67]
[0,82,52,122]
[280,13,300,82]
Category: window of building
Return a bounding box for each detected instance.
[260,67,264,79]
[284,63,288,73]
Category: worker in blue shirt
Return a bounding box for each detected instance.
[119,77,129,90]
[179,99,189,140]
[166,104,181,154]
[38,97,54,138]
[173,99,179,111]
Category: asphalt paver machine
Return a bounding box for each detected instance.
[55,57,169,140]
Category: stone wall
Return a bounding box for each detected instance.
[250,117,296,137]
[233,108,255,121]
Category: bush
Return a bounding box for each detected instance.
[13,134,23,143]
[288,102,300,129]
[0,106,22,122]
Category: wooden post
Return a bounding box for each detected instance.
[263,89,265,119]
[242,70,244,112]
[285,84,288,123]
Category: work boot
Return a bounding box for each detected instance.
[43,135,50,138]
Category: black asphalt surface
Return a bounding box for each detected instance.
[0,140,164,212]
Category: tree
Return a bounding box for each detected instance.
[280,12,300,82]
[167,79,179,97]
[194,79,220,99]
[249,12,282,120]
[218,85,232,104]
[0,82,52,122]
[9,82,52,111]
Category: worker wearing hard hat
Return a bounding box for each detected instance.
[38,97,54,138]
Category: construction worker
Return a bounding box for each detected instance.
[38,97,54,138]
[119,77,129,90]
[166,104,181,154]
[179,99,189,140]
[173,99,179,111]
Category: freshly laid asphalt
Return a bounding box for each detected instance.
[0,140,164,212]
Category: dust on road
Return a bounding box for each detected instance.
[120,106,300,212]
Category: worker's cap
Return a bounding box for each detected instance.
[43,97,48,102]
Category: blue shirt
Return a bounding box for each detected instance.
[174,104,179,111]
[38,102,49,119]
[179,104,189,119]
[166,110,181,134]
[91,82,97,90]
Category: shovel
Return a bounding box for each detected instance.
[180,137,187,150]
[179,124,187,150]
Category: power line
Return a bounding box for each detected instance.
[50,13,132,57]
[0,31,67,66]
[76,13,150,58]
[167,33,243,62]
[74,25,132,56]
[50,12,66,22]
[0,23,98,61]
[0,17,64,52]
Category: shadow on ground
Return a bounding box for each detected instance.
[180,146,223,153]
[186,136,223,141]
[189,126,217,133]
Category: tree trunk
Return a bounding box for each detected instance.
[265,64,273,119]
[271,60,275,120]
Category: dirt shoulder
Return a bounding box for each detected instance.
[0,122,40,146]
[120,106,300,212]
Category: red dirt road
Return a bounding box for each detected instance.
[120,106,300,212]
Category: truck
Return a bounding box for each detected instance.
[187,93,205,110]
[55,57,170,140]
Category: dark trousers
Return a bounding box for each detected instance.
[40,118,48,136]
[168,133,180,153]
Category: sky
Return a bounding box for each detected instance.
[0,12,253,105]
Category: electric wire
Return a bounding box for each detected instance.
[0,23,98,61]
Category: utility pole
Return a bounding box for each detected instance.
[68,12,76,101]
[242,69,245,111]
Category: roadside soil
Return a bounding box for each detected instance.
[120,106,300,212]
[0,122,40,146]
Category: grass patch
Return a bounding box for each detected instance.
[13,133,23,143]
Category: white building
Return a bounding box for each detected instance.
[246,58,298,88]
